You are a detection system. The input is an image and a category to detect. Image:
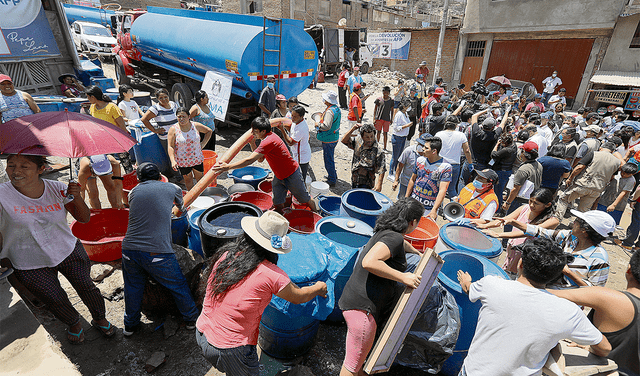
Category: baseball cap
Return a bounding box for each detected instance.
[416,133,429,146]
[266,75,275,80]
[482,117,497,129]
[584,124,601,133]
[276,94,286,101]
[420,61,427,66]
[88,155,113,176]
[540,111,552,119]
[490,91,500,96]
[519,141,538,153]
[614,107,624,113]
[534,93,542,99]
[476,169,499,184]
[417,74,424,78]
[137,162,161,182]
[353,66,360,71]
[570,209,615,237]
[434,87,446,96]
[0,74,12,83]
[353,83,362,91]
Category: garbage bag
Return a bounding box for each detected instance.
[394,281,461,374]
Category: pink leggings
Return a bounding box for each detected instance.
[342,309,377,373]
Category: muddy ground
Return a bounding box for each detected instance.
[12,62,633,376]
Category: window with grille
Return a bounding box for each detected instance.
[465,40,486,57]
[319,0,331,17]
[361,4,369,22]
[631,20,640,48]
[0,60,55,94]
[343,2,351,19]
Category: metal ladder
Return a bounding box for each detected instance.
[262,17,282,92]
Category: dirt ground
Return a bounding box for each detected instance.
[17,62,633,376]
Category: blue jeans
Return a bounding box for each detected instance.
[623,205,640,247]
[448,164,461,198]
[494,170,512,206]
[459,160,474,193]
[542,92,553,109]
[322,141,338,184]
[122,250,199,327]
[390,135,406,175]
[398,183,407,199]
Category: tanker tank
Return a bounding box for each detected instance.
[63,3,116,28]
[130,7,318,100]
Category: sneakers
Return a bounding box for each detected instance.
[123,323,141,337]
[387,175,395,182]
[185,321,196,330]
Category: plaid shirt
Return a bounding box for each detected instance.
[525,225,609,287]
[349,136,386,189]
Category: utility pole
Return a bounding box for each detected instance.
[290,0,295,19]
[432,0,449,85]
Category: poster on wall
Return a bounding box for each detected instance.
[625,90,640,112]
[367,32,411,60]
[201,71,233,121]
[0,0,60,58]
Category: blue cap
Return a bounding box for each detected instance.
[417,74,424,78]
[534,93,542,99]
[417,133,429,145]
[541,111,553,119]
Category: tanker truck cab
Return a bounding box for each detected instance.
[71,21,117,57]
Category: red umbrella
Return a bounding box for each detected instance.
[487,76,512,88]
[0,110,137,158]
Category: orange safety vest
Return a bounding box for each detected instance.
[458,183,499,219]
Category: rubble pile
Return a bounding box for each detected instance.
[369,67,407,80]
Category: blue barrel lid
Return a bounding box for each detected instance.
[437,250,509,294]
[341,189,393,214]
[439,223,502,259]
[317,195,341,215]
[229,166,270,180]
[277,233,329,283]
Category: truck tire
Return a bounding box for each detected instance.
[171,83,193,108]
[360,62,369,74]
[114,56,131,85]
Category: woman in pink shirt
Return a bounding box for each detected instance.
[196,211,327,375]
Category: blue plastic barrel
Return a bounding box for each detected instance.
[258,234,330,358]
[187,209,206,257]
[340,189,393,228]
[315,216,373,321]
[171,211,189,247]
[317,195,341,217]
[437,250,509,376]
[434,223,503,262]
[229,166,270,189]
[128,122,172,176]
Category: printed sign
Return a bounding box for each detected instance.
[201,71,233,122]
[625,90,640,112]
[594,91,627,105]
[225,59,238,73]
[304,50,315,60]
[0,0,60,58]
[367,32,411,60]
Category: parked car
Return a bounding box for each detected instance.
[71,21,117,57]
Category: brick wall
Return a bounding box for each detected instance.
[372,27,459,83]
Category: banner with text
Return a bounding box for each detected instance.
[625,90,640,112]
[0,0,61,58]
[201,71,233,121]
[367,32,411,60]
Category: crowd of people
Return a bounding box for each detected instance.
[1,62,639,376]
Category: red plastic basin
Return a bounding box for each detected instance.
[70,209,129,262]
[404,216,439,252]
[230,191,274,212]
[283,209,322,234]
[257,179,292,207]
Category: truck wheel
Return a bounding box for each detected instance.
[115,56,131,85]
[360,62,369,74]
[171,83,193,108]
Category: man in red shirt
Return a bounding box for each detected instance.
[525,94,545,112]
[348,83,363,126]
[415,61,429,81]
[337,63,350,110]
[419,87,445,136]
[214,117,318,212]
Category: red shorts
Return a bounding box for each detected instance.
[374,120,391,132]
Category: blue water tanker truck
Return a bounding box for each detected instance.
[114,7,318,127]
[62,3,119,34]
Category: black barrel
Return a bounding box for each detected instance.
[198,202,263,258]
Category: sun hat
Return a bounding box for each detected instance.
[0,74,12,83]
[241,211,293,254]
[519,141,538,153]
[322,91,338,105]
[570,209,615,238]
[276,94,286,101]
[58,73,78,83]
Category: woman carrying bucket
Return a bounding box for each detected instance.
[473,188,559,279]
[196,211,327,375]
[167,107,212,190]
[338,197,424,376]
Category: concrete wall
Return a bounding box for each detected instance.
[462,0,626,34]
[372,27,459,83]
[600,13,640,72]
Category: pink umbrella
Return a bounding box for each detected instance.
[487,76,512,88]
[0,110,136,158]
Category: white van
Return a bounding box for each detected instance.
[71,21,117,57]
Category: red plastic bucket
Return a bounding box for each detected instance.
[404,217,439,252]
[70,209,129,262]
[122,171,168,203]
[202,150,218,187]
[230,191,274,212]
[283,209,322,234]
[292,196,311,211]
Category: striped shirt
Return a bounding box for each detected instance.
[149,101,178,140]
[524,225,609,287]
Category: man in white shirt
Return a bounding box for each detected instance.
[542,71,562,109]
[548,88,567,109]
[457,237,611,376]
[278,105,311,181]
[435,116,473,198]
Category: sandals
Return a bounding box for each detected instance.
[67,328,84,345]
[91,320,116,338]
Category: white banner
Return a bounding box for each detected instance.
[0,0,60,57]
[367,32,411,60]
[201,71,233,122]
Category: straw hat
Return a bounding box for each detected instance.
[241,211,292,254]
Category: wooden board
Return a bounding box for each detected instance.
[542,340,618,376]
[363,249,444,374]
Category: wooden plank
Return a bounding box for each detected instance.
[363,249,444,374]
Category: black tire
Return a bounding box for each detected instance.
[114,55,131,85]
[171,83,193,108]
[360,62,369,74]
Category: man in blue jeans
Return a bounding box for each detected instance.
[620,184,640,253]
[121,163,199,336]
[317,91,341,186]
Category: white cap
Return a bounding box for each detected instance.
[322,91,338,105]
[614,107,624,113]
[570,209,616,237]
[584,124,601,133]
